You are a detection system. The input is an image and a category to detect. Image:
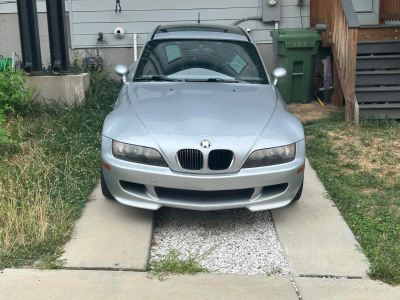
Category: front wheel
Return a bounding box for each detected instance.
[101,168,114,199]
[292,180,303,202]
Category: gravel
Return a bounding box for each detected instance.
[150,208,289,276]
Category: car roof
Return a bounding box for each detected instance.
[151,24,251,43]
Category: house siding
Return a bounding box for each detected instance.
[69,0,310,48]
[0,0,310,72]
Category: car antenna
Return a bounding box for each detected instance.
[198,12,200,24]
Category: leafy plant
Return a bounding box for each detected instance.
[0,109,11,145]
[0,67,36,115]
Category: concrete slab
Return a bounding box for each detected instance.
[272,159,370,277]
[60,184,154,270]
[295,277,400,300]
[0,269,298,300]
[26,73,90,104]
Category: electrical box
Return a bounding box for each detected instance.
[83,56,103,71]
[263,0,281,22]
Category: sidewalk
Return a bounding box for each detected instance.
[0,269,297,300]
[60,185,154,270]
[2,268,400,300]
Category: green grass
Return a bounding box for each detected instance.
[303,111,400,285]
[147,244,214,281]
[0,70,119,269]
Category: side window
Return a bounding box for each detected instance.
[164,45,182,63]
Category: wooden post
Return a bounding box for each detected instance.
[331,60,343,107]
[345,28,358,123]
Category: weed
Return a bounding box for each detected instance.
[266,267,281,276]
[0,67,35,115]
[147,243,216,281]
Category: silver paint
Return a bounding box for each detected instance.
[103,24,305,211]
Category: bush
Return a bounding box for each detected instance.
[0,67,36,115]
[0,109,10,145]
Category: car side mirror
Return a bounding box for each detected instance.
[115,64,129,83]
[271,68,287,86]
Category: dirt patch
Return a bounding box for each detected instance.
[326,130,400,185]
[288,101,337,123]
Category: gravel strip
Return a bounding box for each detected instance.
[150,208,289,276]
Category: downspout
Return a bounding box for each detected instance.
[46,0,70,74]
[16,0,42,75]
[133,34,138,62]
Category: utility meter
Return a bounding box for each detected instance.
[263,0,281,22]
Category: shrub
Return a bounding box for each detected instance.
[0,67,36,115]
[0,109,10,145]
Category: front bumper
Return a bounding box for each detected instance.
[101,136,305,211]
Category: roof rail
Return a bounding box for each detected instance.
[150,25,161,40]
[236,26,251,42]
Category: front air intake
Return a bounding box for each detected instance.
[176,149,203,171]
[208,150,234,171]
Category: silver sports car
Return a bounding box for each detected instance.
[101,24,305,211]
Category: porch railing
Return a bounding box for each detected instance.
[380,0,400,23]
[327,0,360,122]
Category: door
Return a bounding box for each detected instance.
[351,0,379,25]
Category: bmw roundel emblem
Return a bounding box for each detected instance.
[200,140,212,148]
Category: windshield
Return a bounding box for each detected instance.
[134,39,269,84]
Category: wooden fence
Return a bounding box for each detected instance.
[326,0,360,122]
[380,0,400,22]
[310,0,328,27]
[311,0,400,27]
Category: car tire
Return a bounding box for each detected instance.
[292,180,303,202]
[101,168,114,200]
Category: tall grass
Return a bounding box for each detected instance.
[0,71,119,269]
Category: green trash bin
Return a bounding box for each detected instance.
[270,29,322,104]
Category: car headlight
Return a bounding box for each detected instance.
[242,143,296,168]
[112,140,168,167]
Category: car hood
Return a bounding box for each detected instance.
[103,82,304,173]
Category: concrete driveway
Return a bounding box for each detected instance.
[2,160,400,299]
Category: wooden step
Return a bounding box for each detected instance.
[359,103,400,119]
[357,40,400,55]
[356,86,400,103]
[356,55,400,70]
[356,70,400,86]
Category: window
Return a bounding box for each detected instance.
[135,39,268,84]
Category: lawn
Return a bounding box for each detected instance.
[303,110,400,285]
[0,71,118,269]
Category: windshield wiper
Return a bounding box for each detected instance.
[133,76,180,82]
[185,78,237,83]
[185,78,253,84]
[206,78,233,82]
